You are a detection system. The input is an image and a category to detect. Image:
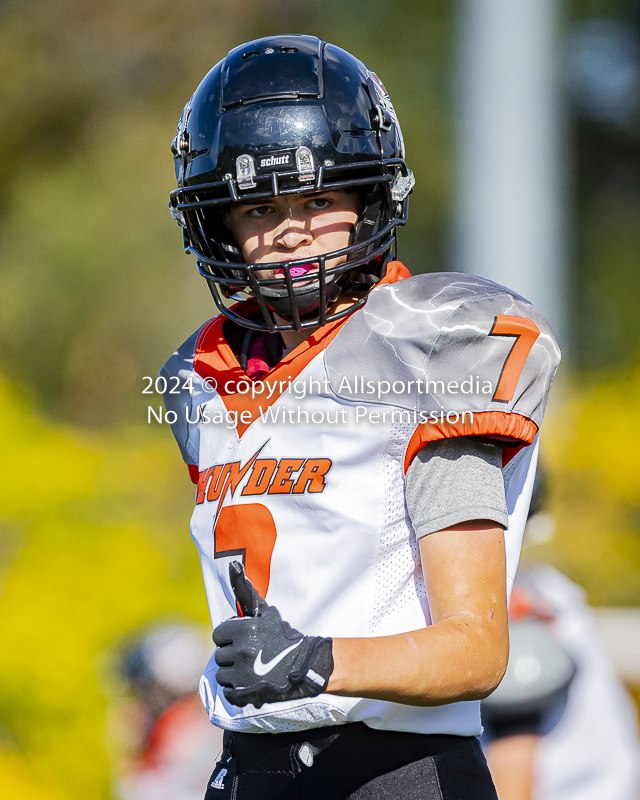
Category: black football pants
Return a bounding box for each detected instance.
[204,722,498,799]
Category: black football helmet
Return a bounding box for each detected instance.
[169,35,414,332]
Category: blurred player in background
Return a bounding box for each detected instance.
[161,35,560,799]
[482,471,640,800]
[116,623,223,800]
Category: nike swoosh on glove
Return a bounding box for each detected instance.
[212,561,334,709]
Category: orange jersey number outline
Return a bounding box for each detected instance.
[214,503,277,603]
[488,315,540,403]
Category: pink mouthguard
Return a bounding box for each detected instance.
[274,263,316,278]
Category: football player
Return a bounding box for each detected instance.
[161,35,561,800]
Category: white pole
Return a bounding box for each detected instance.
[455,0,567,347]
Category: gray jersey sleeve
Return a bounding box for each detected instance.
[405,437,508,538]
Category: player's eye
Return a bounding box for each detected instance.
[306,197,331,211]
[247,205,274,217]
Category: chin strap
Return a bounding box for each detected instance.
[352,189,384,257]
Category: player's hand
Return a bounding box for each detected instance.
[212,562,334,709]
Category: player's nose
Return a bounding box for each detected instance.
[277,228,313,249]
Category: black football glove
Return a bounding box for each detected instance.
[212,561,334,709]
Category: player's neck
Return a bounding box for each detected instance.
[278,325,314,352]
[277,291,364,351]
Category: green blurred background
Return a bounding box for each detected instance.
[0,0,639,797]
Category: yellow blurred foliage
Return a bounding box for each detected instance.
[0,751,68,800]
[548,369,640,502]
[529,372,640,606]
[0,375,207,799]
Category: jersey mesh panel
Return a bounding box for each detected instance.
[369,422,427,633]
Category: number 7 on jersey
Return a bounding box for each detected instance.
[488,315,540,403]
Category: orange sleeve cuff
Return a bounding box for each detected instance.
[187,464,200,485]
[404,411,538,473]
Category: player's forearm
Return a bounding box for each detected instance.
[327,615,508,706]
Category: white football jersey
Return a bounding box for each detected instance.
[161,268,560,735]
